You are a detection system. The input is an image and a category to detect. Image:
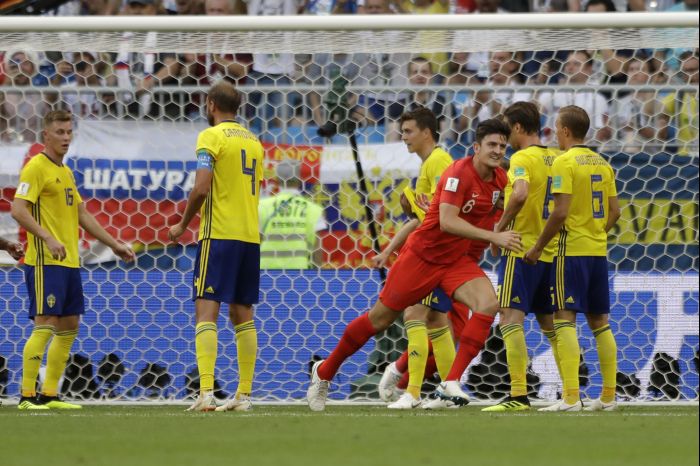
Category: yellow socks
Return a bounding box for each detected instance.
[21,325,54,397]
[554,319,580,405]
[428,326,455,380]
[543,329,563,381]
[234,320,257,397]
[593,324,617,403]
[195,322,217,393]
[405,320,428,399]
[43,329,78,397]
[501,323,527,398]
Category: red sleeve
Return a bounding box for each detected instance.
[438,161,472,208]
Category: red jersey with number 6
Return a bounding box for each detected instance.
[406,156,507,265]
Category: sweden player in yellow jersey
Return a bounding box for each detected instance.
[370,107,457,409]
[168,81,264,412]
[12,110,135,410]
[525,105,621,412]
[482,102,563,413]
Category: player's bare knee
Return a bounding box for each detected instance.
[500,308,525,326]
[427,310,449,329]
[535,313,555,332]
[404,304,429,322]
[586,313,609,329]
[55,315,80,332]
[229,304,254,325]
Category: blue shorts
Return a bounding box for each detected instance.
[193,239,260,305]
[552,256,610,314]
[24,265,84,319]
[497,256,553,314]
[419,287,452,313]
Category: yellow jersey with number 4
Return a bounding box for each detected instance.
[504,145,560,262]
[551,146,617,257]
[15,153,82,268]
[196,121,264,243]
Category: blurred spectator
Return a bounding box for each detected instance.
[653,0,699,72]
[204,0,248,13]
[657,51,699,155]
[0,49,49,142]
[584,0,636,97]
[538,50,612,143]
[246,0,297,129]
[173,0,206,13]
[46,0,122,15]
[59,52,119,119]
[259,159,327,269]
[386,57,456,142]
[298,0,359,13]
[666,0,698,11]
[352,0,411,125]
[474,0,510,13]
[608,57,661,150]
[457,51,530,136]
[401,0,450,80]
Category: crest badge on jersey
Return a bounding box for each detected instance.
[492,191,501,205]
[445,177,459,192]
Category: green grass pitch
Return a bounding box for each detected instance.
[1,405,697,466]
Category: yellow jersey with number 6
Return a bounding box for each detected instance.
[15,153,82,268]
[551,146,617,257]
[196,121,264,243]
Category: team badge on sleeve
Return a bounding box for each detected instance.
[553,176,562,189]
[17,182,30,196]
[514,167,525,177]
[445,177,459,192]
[492,191,501,205]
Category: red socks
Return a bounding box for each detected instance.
[446,313,494,381]
[318,313,377,381]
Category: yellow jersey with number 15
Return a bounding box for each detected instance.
[15,153,83,268]
[551,146,617,257]
[196,121,264,243]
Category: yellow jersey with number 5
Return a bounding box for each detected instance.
[196,121,264,243]
[551,146,617,257]
[15,153,82,268]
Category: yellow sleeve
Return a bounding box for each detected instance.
[196,128,222,160]
[15,159,46,204]
[606,164,618,197]
[508,152,531,184]
[662,93,675,115]
[425,155,452,195]
[551,156,573,195]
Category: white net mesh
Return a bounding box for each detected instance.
[0,14,697,403]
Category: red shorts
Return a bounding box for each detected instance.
[379,248,447,311]
[379,248,486,312]
[439,255,487,298]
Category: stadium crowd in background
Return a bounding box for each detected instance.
[0,0,698,152]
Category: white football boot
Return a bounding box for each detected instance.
[378,361,403,403]
[307,359,330,412]
[538,399,583,412]
[215,394,253,412]
[186,391,218,412]
[584,398,618,412]
[422,381,470,410]
[387,392,422,410]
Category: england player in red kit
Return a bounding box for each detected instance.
[307,119,522,411]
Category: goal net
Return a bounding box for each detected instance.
[0,13,697,404]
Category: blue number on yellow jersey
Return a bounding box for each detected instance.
[551,146,618,256]
[196,121,265,243]
[15,153,83,268]
[504,145,560,262]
